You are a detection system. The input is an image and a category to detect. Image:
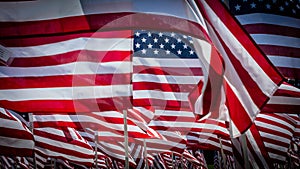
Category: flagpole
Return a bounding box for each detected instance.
[94,131,98,169]
[123,109,129,169]
[241,133,250,169]
[143,139,149,169]
[29,113,37,169]
[218,136,227,168]
[171,152,175,168]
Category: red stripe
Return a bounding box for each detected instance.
[275,67,300,79]
[256,126,293,140]
[133,82,197,93]
[153,115,195,122]
[34,129,92,150]
[0,127,33,139]
[0,30,132,47]
[262,137,290,150]
[225,83,252,134]
[243,24,300,38]
[0,13,207,40]
[198,0,283,84]
[9,50,131,67]
[190,127,229,138]
[274,88,300,97]
[134,66,203,76]
[257,114,296,127]
[0,74,131,89]
[259,45,300,58]
[248,125,272,168]
[133,98,190,108]
[0,146,33,156]
[0,96,132,113]
[218,33,269,108]
[263,104,300,113]
[264,147,287,162]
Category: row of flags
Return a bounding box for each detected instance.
[0,0,299,168]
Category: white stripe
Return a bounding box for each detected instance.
[202,0,278,96]
[268,55,300,69]
[268,153,286,161]
[133,74,201,84]
[268,96,300,105]
[245,129,270,169]
[0,0,84,21]
[0,61,132,77]
[133,57,201,68]
[35,135,92,154]
[252,34,300,48]
[9,38,132,57]
[264,142,288,153]
[279,83,300,92]
[149,121,195,128]
[0,85,132,101]
[259,131,290,144]
[255,121,293,136]
[257,114,296,129]
[0,0,198,23]
[133,90,189,101]
[155,109,194,117]
[35,146,93,163]
[0,118,29,131]
[192,123,229,134]
[236,13,300,29]
[0,136,34,149]
[133,106,154,119]
[200,23,260,120]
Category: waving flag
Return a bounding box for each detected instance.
[0,108,34,157]
[191,0,284,137]
[228,0,300,80]
[34,126,94,167]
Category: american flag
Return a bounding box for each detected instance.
[132,30,202,132]
[228,0,300,80]
[193,0,284,137]
[0,108,34,157]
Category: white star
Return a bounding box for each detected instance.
[148,32,152,37]
[266,4,271,9]
[250,2,256,8]
[166,50,171,55]
[159,44,164,49]
[177,50,182,55]
[292,9,296,14]
[171,44,176,49]
[147,43,153,48]
[135,32,140,37]
[183,35,187,39]
[183,44,188,49]
[158,32,163,37]
[177,38,182,43]
[135,43,141,48]
[171,32,175,37]
[153,49,159,55]
[141,37,147,43]
[235,4,241,11]
[279,6,284,11]
[141,49,147,54]
[285,1,289,6]
[189,40,193,44]
[164,38,170,43]
[153,38,158,43]
[189,50,194,55]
